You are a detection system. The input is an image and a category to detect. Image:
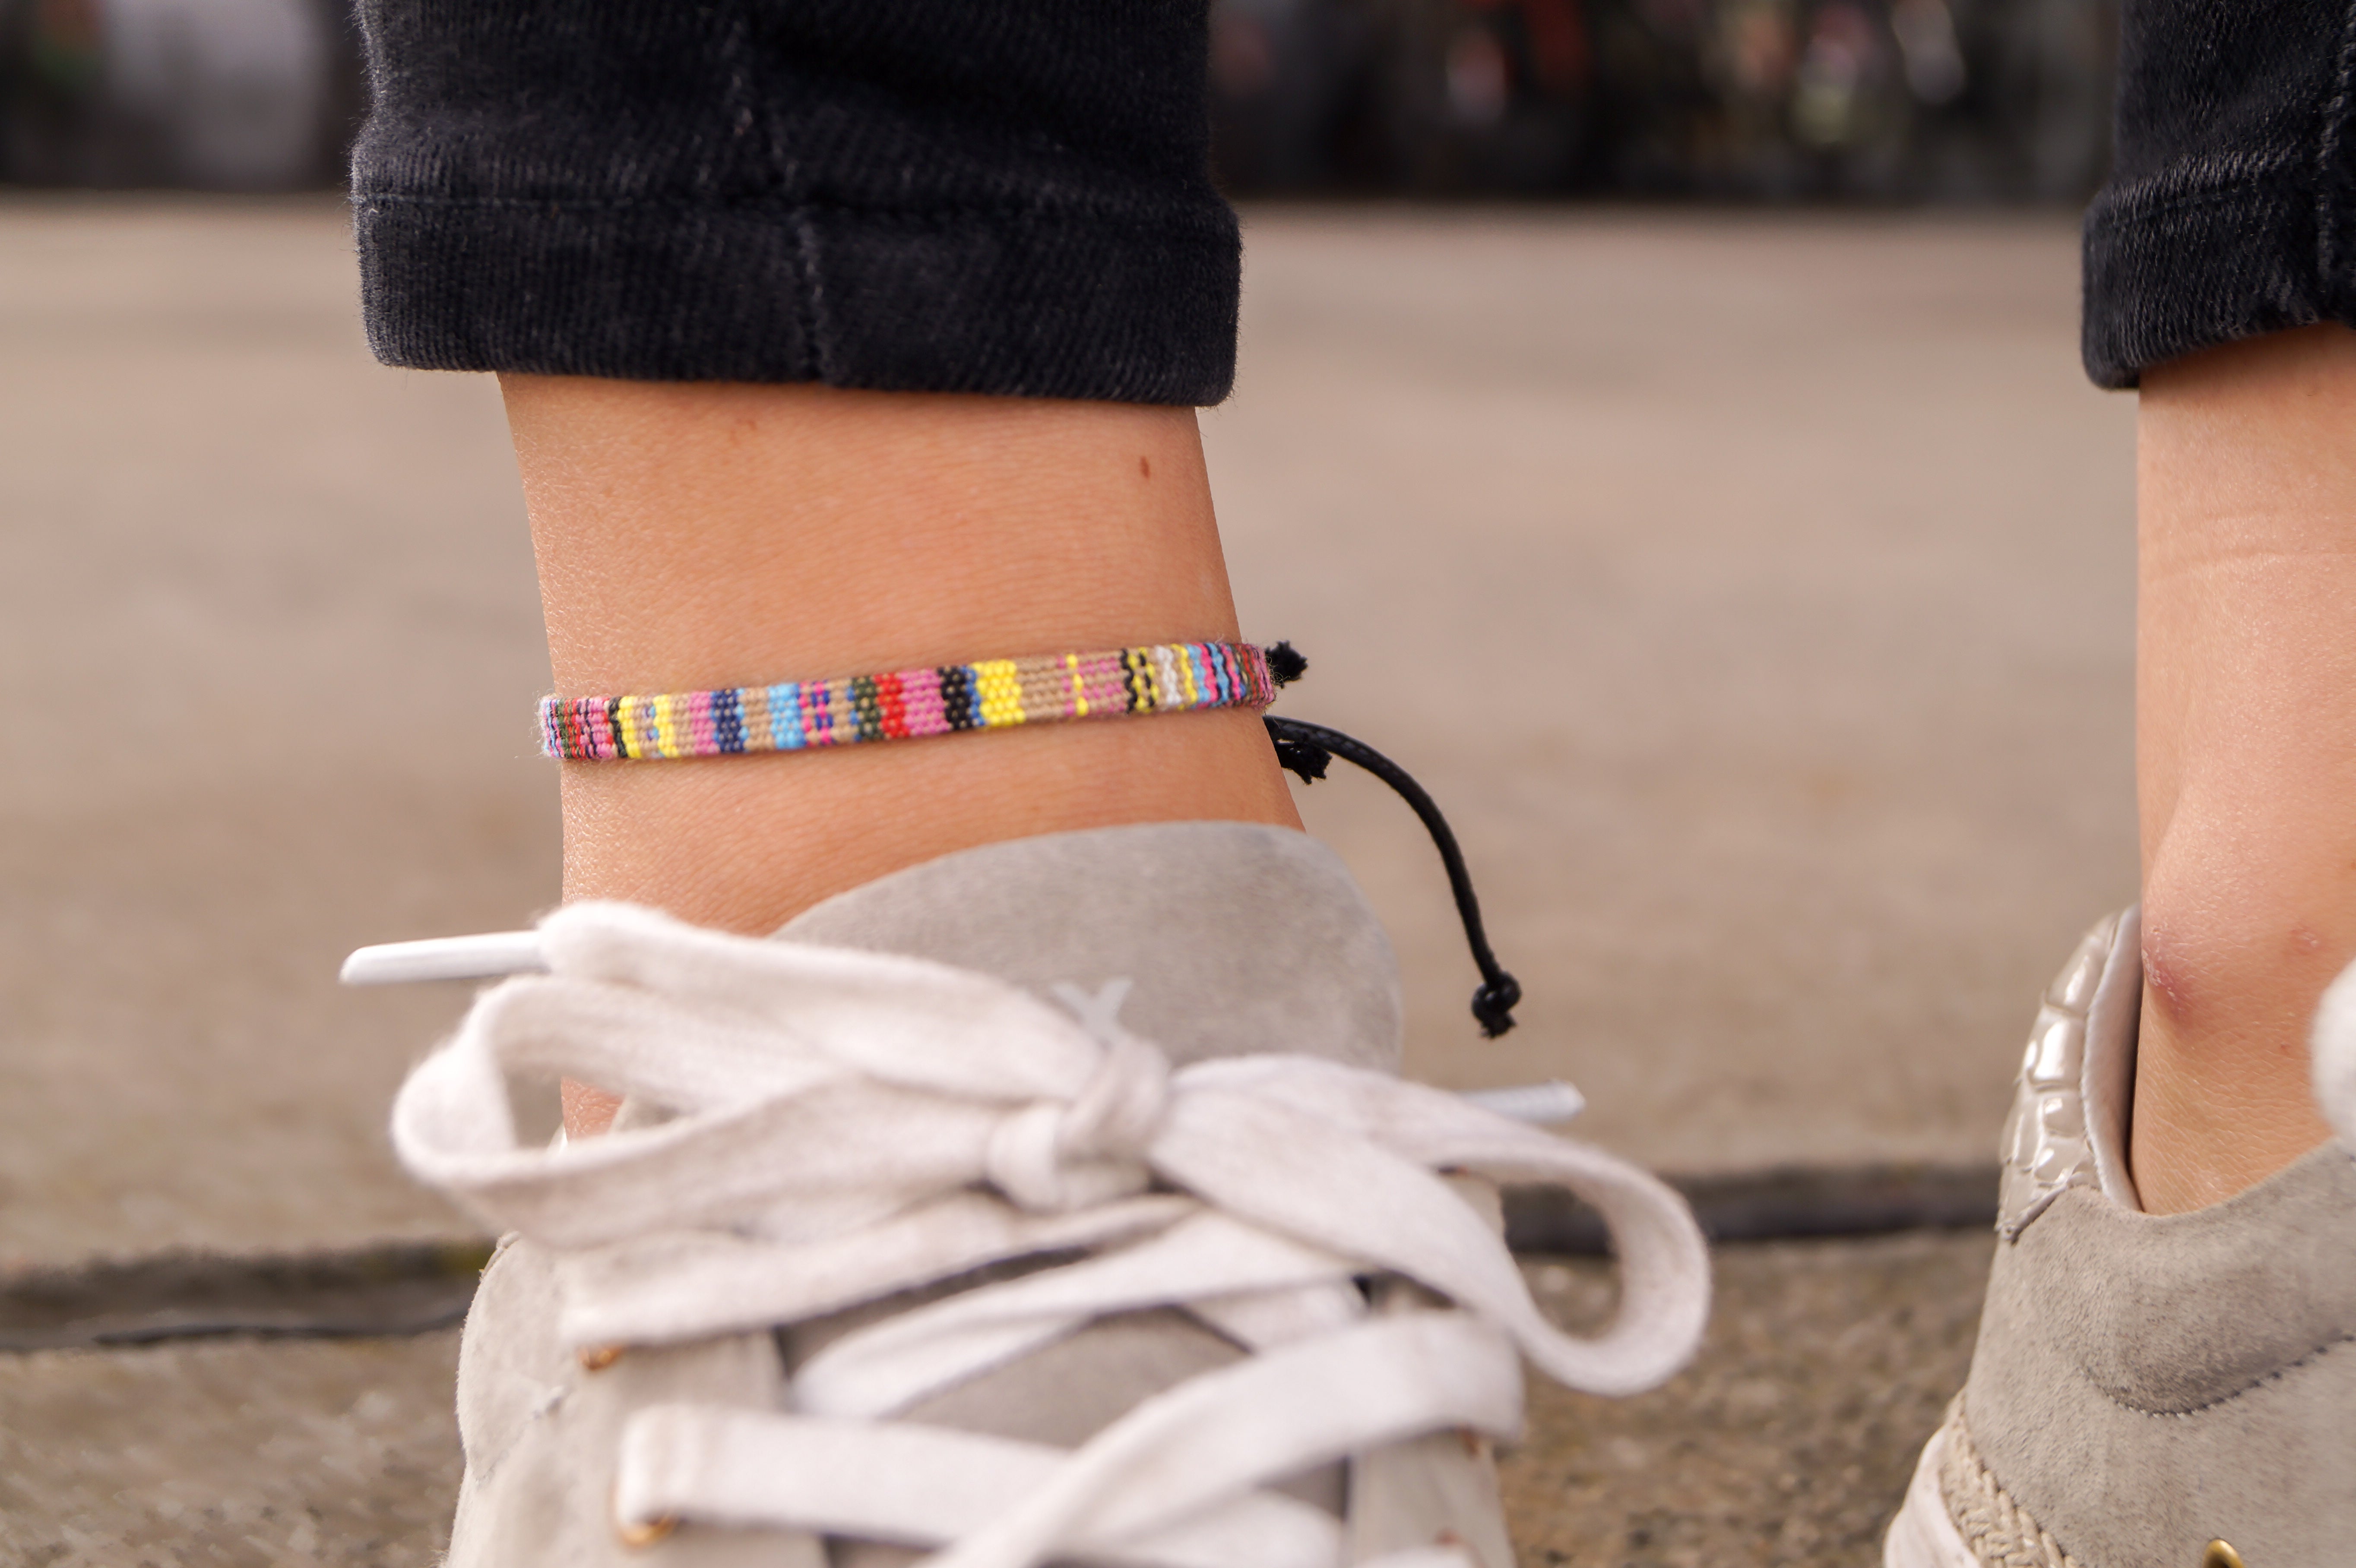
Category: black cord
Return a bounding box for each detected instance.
[1264,713,1523,1038]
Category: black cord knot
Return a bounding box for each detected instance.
[1271,733,1330,783]
[1470,974,1523,1040]
[1264,641,1309,686]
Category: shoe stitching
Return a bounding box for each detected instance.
[2074,1327,2356,1419]
[1945,1334,2356,1567]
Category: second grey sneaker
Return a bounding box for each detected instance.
[1885,910,2356,1568]
[365,823,1711,1568]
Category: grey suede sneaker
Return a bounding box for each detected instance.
[355,822,1710,1568]
[1884,910,2356,1568]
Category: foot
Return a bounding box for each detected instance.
[1884,912,2356,1567]
[372,822,1710,1568]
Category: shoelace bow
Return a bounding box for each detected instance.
[392,901,1710,1568]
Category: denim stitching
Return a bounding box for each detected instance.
[2086,149,2306,229]
[2086,186,2312,242]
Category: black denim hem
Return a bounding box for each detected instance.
[2082,161,2332,388]
[355,195,1239,405]
[2080,0,2356,386]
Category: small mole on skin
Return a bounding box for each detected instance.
[1139,456,1152,479]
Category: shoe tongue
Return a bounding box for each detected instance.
[775,822,1400,1072]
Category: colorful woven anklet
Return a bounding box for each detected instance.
[539,640,1278,762]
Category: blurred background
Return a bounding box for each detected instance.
[0,0,362,190]
[1211,0,2114,199]
[0,0,2113,200]
[2,6,2141,1560]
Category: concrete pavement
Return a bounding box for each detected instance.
[1,198,551,1268]
[0,1235,1992,1566]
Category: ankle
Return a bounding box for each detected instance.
[557,707,1298,936]
[505,377,1302,1136]
[2129,897,2340,1214]
[2130,328,2356,1213]
[507,373,1300,934]
[557,710,1297,1136]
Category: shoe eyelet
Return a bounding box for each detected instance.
[2203,1542,2245,1568]
[617,1514,677,1549]
[577,1344,624,1371]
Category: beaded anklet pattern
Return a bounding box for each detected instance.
[539,641,1277,762]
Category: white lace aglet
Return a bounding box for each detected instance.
[1457,1080,1584,1125]
[340,930,548,986]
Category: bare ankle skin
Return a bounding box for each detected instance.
[502,376,1300,1135]
[2131,325,2356,1213]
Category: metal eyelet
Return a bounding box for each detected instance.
[2203,1541,2245,1568]
[577,1344,624,1371]
[617,1514,678,1549]
[610,1480,678,1549]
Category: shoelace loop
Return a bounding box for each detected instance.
[392,901,1709,1568]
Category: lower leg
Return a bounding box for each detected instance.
[503,376,1299,1129]
[2131,324,2356,1213]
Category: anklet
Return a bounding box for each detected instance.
[539,641,1278,762]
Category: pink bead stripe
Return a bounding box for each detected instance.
[539,642,1278,762]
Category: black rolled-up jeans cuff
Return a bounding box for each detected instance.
[351,1,1238,405]
[355,195,1240,404]
[2083,159,2343,388]
[2082,0,2356,386]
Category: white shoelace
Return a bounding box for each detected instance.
[390,901,1711,1568]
